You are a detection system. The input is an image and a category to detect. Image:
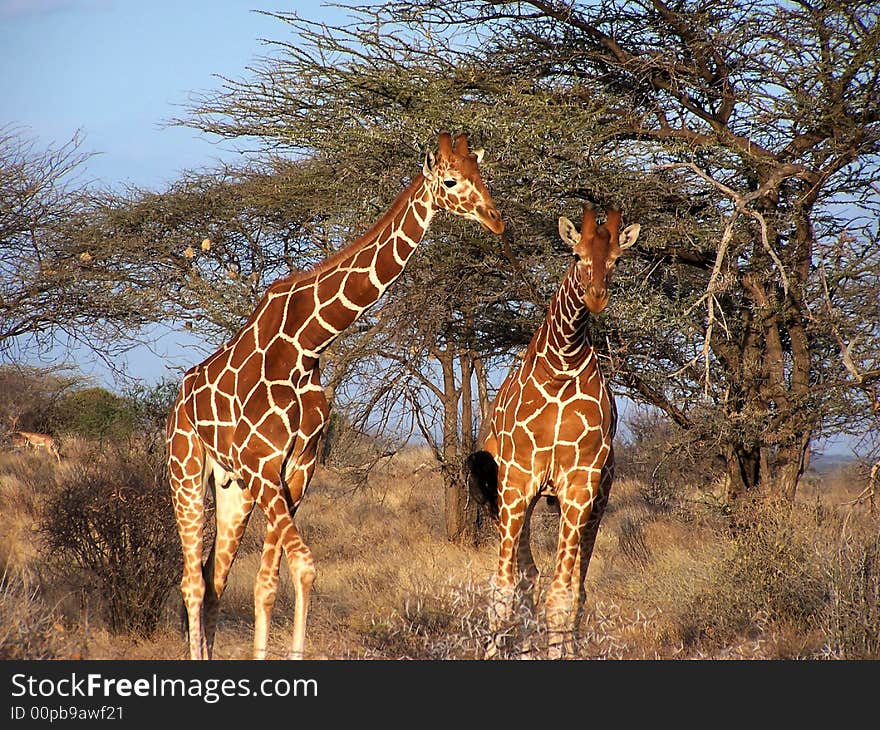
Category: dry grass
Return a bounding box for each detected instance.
[1,441,878,660]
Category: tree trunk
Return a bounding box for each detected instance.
[772,435,811,502]
[725,443,761,502]
[473,354,491,423]
[459,351,475,456]
[436,346,478,543]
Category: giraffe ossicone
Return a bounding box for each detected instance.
[467,203,640,659]
[166,131,504,660]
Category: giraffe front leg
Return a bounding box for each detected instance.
[203,477,256,659]
[569,461,613,637]
[516,497,541,659]
[545,471,599,659]
[253,527,283,660]
[486,469,529,659]
[168,430,208,660]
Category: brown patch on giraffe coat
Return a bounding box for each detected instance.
[374,237,403,280]
[342,273,380,308]
[217,368,237,397]
[255,304,284,351]
[256,411,288,445]
[229,329,256,369]
[557,399,602,442]
[317,268,346,297]
[264,339,297,383]
[202,353,228,386]
[394,236,414,263]
[242,382,270,421]
[400,207,425,241]
[351,248,376,270]
[239,428,276,462]
[213,425,235,454]
[211,389,233,425]
[314,299,352,335]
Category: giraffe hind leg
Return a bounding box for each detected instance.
[485,470,530,659]
[247,457,317,661]
[516,497,541,658]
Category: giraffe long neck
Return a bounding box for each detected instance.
[281,174,436,357]
[533,262,596,375]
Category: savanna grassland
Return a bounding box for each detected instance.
[1,434,878,662]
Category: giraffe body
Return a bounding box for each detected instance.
[468,204,640,658]
[166,132,503,660]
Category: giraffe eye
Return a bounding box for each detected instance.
[443,179,457,189]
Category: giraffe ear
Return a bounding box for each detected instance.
[619,223,641,250]
[472,148,485,164]
[423,150,436,179]
[558,217,580,249]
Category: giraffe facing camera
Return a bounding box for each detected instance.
[467,204,640,658]
[166,131,504,660]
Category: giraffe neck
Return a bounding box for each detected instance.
[533,261,597,375]
[279,174,437,357]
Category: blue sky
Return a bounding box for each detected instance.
[0,0,362,189]
[1,0,363,384]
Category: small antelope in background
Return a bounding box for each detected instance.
[8,416,62,462]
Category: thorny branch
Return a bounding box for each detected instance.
[657,161,796,395]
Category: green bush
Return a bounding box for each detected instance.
[51,387,138,442]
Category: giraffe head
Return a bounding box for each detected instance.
[558,204,640,314]
[422,132,505,235]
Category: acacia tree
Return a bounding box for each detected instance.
[360,0,880,502]
[0,128,109,358]
[160,0,876,530]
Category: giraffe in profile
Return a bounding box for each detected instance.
[166,132,504,660]
[467,203,639,658]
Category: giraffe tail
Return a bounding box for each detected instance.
[465,450,499,520]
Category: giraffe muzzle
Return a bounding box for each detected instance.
[585,287,609,314]
[478,205,505,235]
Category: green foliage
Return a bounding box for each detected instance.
[51,387,138,442]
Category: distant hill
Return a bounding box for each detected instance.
[809,452,857,477]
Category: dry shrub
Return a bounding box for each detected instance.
[617,410,725,512]
[0,571,67,659]
[359,580,493,659]
[673,500,829,656]
[0,451,60,579]
[40,448,181,637]
[357,580,662,660]
[821,519,880,659]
